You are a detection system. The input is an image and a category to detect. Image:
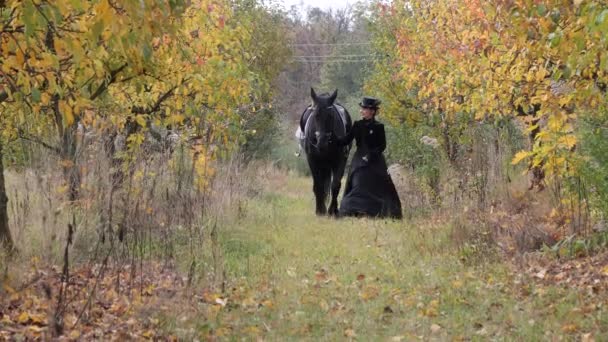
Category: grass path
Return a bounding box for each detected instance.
[173,175,607,340]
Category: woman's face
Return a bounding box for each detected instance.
[360,107,376,120]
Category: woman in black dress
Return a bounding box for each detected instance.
[338,97,402,219]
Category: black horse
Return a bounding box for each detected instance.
[299,88,352,216]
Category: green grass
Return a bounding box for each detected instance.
[167,176,608,340]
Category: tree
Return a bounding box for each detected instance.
[367,0,607,191]
[0,0,284,250]
[1,0,192,200]
[0,139,13,251]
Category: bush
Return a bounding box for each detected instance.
[386,122,443,200]
[578,108,608,220]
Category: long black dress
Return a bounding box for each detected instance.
[339,118,402,219]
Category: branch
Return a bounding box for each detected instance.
[18,130,61,154]
[131,86,177,115]
[0,70,33,110]
[1,26,24,34]
[89,63,128,101]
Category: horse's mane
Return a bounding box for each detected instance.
[302,104,349,142]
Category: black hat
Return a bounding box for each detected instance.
[359,97,381,109]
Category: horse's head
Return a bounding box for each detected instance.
[308,87,338,153]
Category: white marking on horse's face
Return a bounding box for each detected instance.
[315,131,321,137]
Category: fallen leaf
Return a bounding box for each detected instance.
[142,284,155,296]
[430,324,441,334]
[359,285,380,301]
[344,328,357,337]
[16,312,30,324]
[69,330,81,339]
[215,297,228,307]
[315,269,329,282]
[261,299,274,309]
[244,326,261,335]
[242,297,257,307]
[534,269,546,279]
[561,324,578,333]
[142,330,155,338]
[319,299,329,311]
[2,283,16,294]
[1,314,13,324]
[423,307,438,317]
[29,313,46,326]
[582,333,595,342]
[357,274,366,281]
[202,291,221,304]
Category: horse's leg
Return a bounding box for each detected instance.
[308,158,327,215]
[313,171,327,215]
[328,157,347,216]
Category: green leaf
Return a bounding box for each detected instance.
[550,33,561,48]
[536,4,547,16]
[31,88,41,103]
[91,20,104,41]
[596,9,608,25]
[22,0,37,38]
[142,42,152,62]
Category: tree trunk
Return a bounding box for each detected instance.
[528,118,545,191]
[61,124,81,202]
[0,141,15,252]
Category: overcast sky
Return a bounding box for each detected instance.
[278,0,352,11]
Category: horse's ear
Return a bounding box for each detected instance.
[329,89,338,104]
[310,87,317,102]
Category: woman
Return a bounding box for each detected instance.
[338,97,402,219]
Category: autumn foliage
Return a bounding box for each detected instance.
[367,0,607,219]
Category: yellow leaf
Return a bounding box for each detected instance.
[511,151,532,165]
[561,324,578,333]
[244,326,261,335]
[1,314,13,324]
[135,115,147,128]
[15,49,24,66]
[68,330,81,339]
[59,100,74,126]
[142,330,155,338]
[143,284,154,296]
[261,299,274,309]
[558,135,577,149]
[2,283,16,294]
[17,312,30,324]
[359,285,380,301]
[60,159,74,168]
[29,313,46,325]
[97,0,111,24]
[423,307,438,317]
[344,328,357,337]
[168,114,185,125]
